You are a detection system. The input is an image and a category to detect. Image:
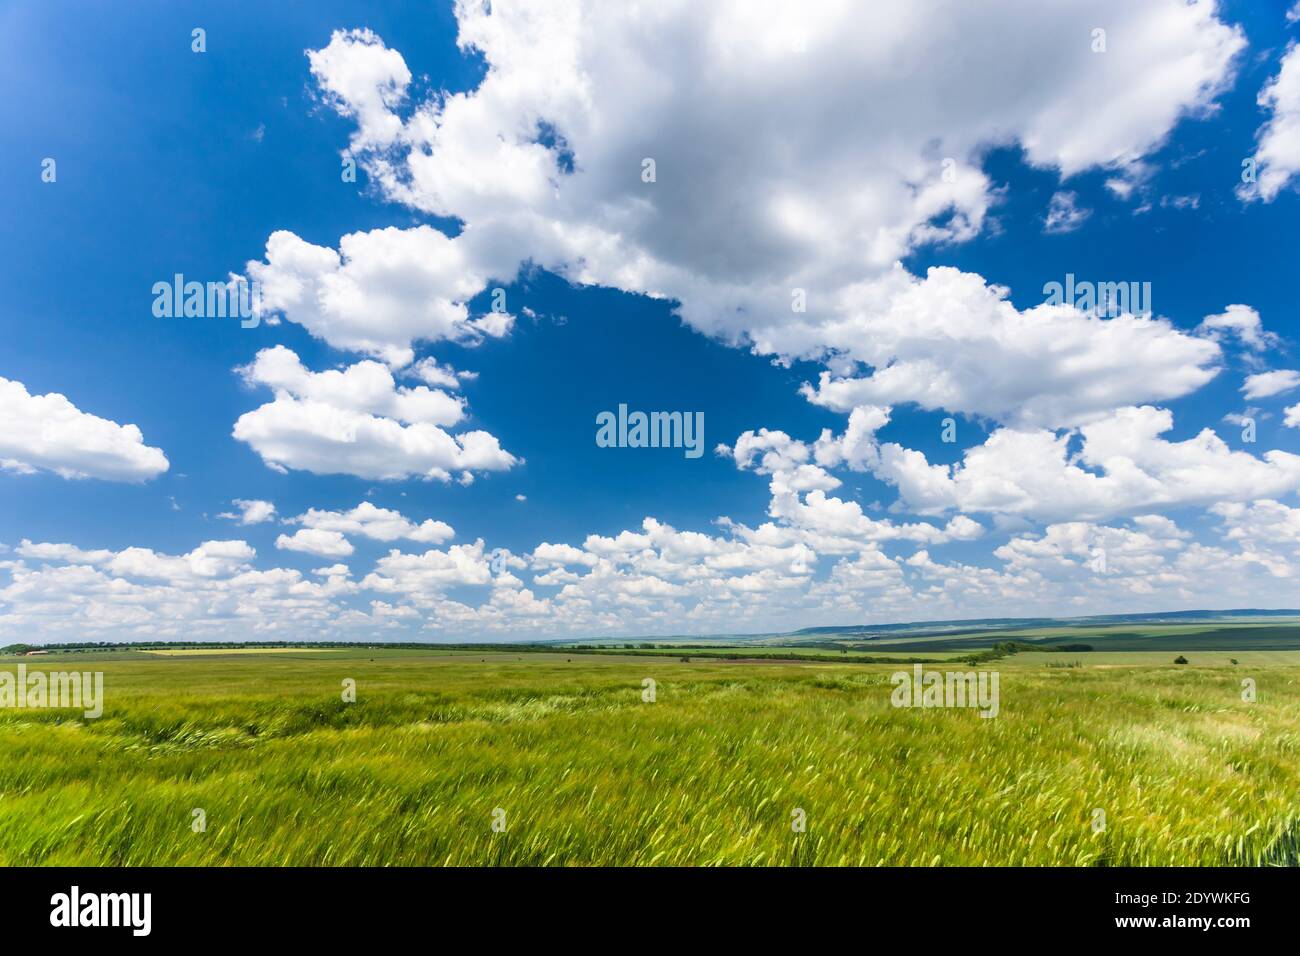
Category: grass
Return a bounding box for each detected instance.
[139,647,344,656]
[0,649,1297,865]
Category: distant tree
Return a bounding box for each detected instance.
[1174,655,1189,665]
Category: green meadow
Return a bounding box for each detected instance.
[799,621,1300,653]
[0,645,1297,866]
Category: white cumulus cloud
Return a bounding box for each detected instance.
[1242,369,1300,400]
[275,528,355,557]
[288,501,454,544]
[218,499,277,525]
[283,1,1241,392]
[232,346,517,481]
[0,377,168,482]
[1240,42,1300,202]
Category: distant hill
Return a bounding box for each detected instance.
[792,609,1300,638]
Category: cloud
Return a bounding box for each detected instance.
[1240,42,1300,202]
[15,2,1286,641]
[724,418,987,553]
[1223,408,1264,428]
[751,402,1300,525]
[866,405,1300,521]
[218,499,277,525]
[232,346,517,481]
[0,377,168,481]
[1104,160,1155,201]
[994,517,1189,579]
[293,3,1241,387]
[362,541,496,597]
[236,346,465,425]
[409,357,472,390]
[288,501,454,544]
[532,542,599,568]
[307,27,411,149]
[14,538,256,583]
[1043,190,1091,234]
[1197,304,1278,353]
[245,227,515,368]
[107,540,257,581]
[1242,369,1300,400]
[1212,499,1300,549]
[798,267,1219,429]
[16,540,115,565]
[6,493,1300,641]
[1,538,355,642]
[275,528,355,557]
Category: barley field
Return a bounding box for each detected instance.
[0,647,1297,866]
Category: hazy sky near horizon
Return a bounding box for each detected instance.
[4,0,1300,642]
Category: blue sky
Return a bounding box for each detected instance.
[3,0,1300,642]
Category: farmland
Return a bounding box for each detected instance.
[0,638,1298,866]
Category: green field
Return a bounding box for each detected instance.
[794,621,1300,653]
[1,643,1298,866]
